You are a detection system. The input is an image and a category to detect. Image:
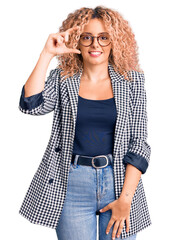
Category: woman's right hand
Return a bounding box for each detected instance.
[42,26,81,58]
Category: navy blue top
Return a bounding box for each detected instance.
[72,95,117,157]
[19,85,148,174]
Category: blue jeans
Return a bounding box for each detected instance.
[55,156,137,240]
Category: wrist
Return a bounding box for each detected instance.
[40,48,54,60]
[119,192,133,204]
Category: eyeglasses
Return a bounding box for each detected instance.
[79,33,111,47]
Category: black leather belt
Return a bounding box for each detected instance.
[71,153,113,169]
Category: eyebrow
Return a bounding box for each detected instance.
[82,32,108,35]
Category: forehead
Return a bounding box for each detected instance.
[82,18,108,34]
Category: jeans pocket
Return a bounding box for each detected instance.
[69,163,76,173]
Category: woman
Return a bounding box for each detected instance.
[18,6,151,240]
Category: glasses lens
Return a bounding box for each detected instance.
[80,34,111,46]
[99,34,110,46]
[80,35,92,46]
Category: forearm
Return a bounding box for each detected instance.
[119,163,142,203]
[24,49,53,97]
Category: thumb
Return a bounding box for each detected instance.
[73,49,81,54]
[70,49,81,54]
[65,48,81,54]
[99,204,110,213]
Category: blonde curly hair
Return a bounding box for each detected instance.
[56,5,144,81]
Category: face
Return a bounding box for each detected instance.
[78,18,112,66]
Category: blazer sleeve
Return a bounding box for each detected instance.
[122,71,151,174]
[18,68,60,115]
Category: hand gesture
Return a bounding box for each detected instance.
[99,197,131,239]
[42,26,81,57]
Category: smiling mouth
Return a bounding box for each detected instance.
[88,51,103,56]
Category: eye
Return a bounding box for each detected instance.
[100,35,109,40]
[81,35,91,40]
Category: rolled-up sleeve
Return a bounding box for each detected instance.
[123,71,151,174]
[18,68,60,115]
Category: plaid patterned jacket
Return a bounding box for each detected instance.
[18,62,152,238]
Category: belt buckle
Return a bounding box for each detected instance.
[92,155,109,169]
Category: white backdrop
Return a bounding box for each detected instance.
[1,0,169,239]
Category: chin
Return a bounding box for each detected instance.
[86,58,109,65]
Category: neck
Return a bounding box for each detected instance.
[81,61,110,83]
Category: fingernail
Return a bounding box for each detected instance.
[106,232,108,235]
[99,209,102,212]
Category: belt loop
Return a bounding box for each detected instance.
[108,153,113,165]
[73,154,80,166]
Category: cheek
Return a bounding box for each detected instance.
[104,48,112,57]
[102,51,110,58]
[81,50,91,58]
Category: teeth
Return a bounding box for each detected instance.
[89,52,102,55]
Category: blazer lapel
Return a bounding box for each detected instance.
[66,63,129,157]
[109,65,130,157]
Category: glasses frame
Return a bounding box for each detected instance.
[79,34,111,47]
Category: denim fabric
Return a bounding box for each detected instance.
[55,157,137,240]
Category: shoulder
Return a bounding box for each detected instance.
[128,70,145,89]
[46,67,64,85]
[48,67,62,78]
[128,70,146,102]
[128,69,145,83]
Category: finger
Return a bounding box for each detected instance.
[63,26,80,40]
[70,49,81,54]
[51,34,64,45]
[116,219,125,238]
[106,216,116,234]
[126,216,130,233]
[63,32,69,42]
[66,25,80,33]
[72,49,81,54]
[57,35,64,44]
[100,204,110,213]
[59,32,69,41]
[64,48,81,54]
[60,26,80,39]
[112,220,120,240]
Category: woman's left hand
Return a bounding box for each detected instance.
[99,197,132,239]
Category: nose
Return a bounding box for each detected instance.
[91,37,100,47]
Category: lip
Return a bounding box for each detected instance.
[88,51,103,57]
[88,51,103,53]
